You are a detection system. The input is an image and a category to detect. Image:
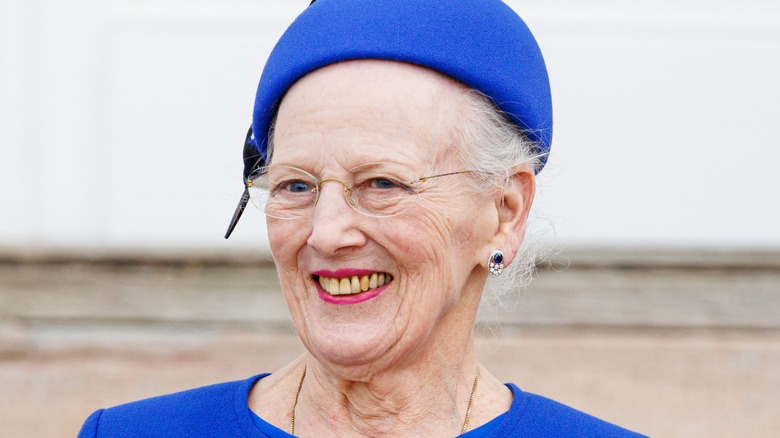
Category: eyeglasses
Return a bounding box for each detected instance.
[246,162,473,219]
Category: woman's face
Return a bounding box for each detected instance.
[268,60,499,375]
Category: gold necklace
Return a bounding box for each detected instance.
[289,366,480,436]
[289,365,307,435]
[461,368,480,434]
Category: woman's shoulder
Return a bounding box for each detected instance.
[77,374,269,438]
[497,383,648,438]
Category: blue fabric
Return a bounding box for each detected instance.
[249,405,506,437]
[251,0,553,172]
[77,375,268,438]
[459,412,507,437]
[78,374,647,437]
[250,409,294,438]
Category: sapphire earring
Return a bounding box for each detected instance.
[488,250,504,276]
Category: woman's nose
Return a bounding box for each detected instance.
[306,182,366,254]
[313,178,354,209]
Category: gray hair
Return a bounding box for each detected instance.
[451,89,548,322]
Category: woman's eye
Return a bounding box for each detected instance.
[279,180,313,193]
[369,178,400,189]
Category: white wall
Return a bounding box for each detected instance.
[1,0,778,253]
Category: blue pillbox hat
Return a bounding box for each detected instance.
[226,0,552,238]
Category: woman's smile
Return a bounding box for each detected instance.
[313,269,394,305]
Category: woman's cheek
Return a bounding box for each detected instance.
[268,220,306,258]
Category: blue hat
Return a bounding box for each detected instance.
[226,0,552,238]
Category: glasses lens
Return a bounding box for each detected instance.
[248,165,317,219]
[248,163,419,219]
[349,162,418,217]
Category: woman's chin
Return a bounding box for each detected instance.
[304,325,398,370]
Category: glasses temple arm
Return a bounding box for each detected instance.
[413,170,474,183]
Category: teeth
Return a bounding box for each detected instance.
[339,278,351,294]
[317,273,393,295]
[369,273,377,289]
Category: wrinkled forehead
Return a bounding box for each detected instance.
[272,60,469,164]
[286,59,464,102]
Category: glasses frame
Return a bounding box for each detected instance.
[246,164,474,220]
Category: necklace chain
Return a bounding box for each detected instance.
[289,365,307,435]
[461,368,480,434]
[289,365,480,436]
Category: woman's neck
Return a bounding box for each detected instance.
[249,337,512,438]
[295,338,481,438]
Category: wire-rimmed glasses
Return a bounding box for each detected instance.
[246,162,473,219]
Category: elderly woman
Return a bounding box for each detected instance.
[79,1,645,437]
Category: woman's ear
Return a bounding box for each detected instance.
[487,164,536,266]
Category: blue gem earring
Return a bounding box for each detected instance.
[488,250,504,276]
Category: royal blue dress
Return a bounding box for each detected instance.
[78,374,647,437]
